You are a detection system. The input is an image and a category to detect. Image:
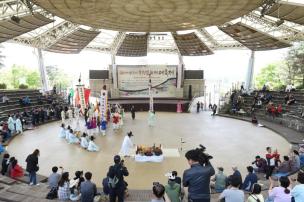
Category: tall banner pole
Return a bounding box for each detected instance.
[76,84,86,113]
[149,72,154,111]
[99,87,108,120]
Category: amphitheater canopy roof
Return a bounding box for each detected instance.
[0,0,303,56]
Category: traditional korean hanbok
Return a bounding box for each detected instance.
[68,132,79,144]
[119,135,133,156]
[87,140,99,152]
[80,137,89,148]
[15,118,23,134]
[112,113,120,130]
[67,109,73,123]
[65,129,70,140]
[59,127,66,138]
[148,111,156,127]
[101,119,107,136]
[61,110,66,124]
[7,116,15,132]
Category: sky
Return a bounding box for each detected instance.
[1,42,289,93]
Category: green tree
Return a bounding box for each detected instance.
[27,70,41,88]
[286,42,304,88]
[46,65,72,89]
[255,63,285,90]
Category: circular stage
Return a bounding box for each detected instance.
[7,112,290,189]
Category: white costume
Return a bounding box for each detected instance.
[119,135,133,156]
[87,140,99,152]
[65,129,70,140]
[61,110,66,123]
[59,127,66,138]
[68,132,79,144]
[15,118,23,133]
[68,109,73,119]
[148,111,156,127]
[80,137,89,148]
[8,117,15,132]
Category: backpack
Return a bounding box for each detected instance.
[108,166,120,189]
[46,187,58,199]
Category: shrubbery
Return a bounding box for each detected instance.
[19,84,28,89]
[0,83,7,89]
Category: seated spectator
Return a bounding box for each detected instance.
[265,93,273,103]
[10,159,24,178]
[68,129,80,144]
[211,167,227,193]
[232,166,242,184]
[24,96,30,105]
[268,176,291,202]
[70,170,84,201]
[165,173,181,202]
[6,157,15,176]
[262,84,267,92]
[80,172,97,202]
[1,153,10,175]
[2,95,9,104]
[37,96,43,105]
[251,115,258,124]
[152,183,170,202]
[277,156,291,175]
[242,166,258,191]
[102,173,110,198]
[286,94,296,105]
[87,136,99,152]
[247,183,264,202]
[48,166,61,189]
[219,175,244,202]
[290,150,301,172]
[277,104,283,115]
[171,171,181,185]
[291,171,304,202]
[58,172,71,200]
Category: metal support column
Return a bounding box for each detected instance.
[177,54,183,89]
[111,54,118,89]
[37,48,49,92]
[245,51,255,91]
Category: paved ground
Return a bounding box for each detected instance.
[7,111,290,189]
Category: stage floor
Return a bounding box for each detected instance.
[7,111,290,189]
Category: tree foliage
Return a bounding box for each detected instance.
[0,64,41,89]
[286,42,304,88]
[255,63,285,90]
[46,65,72,89]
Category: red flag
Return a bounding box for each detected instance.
[84,88,91,105]
[75,89,80,106]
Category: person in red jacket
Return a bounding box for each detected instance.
[10,159,24,178]
[277,104,283,114]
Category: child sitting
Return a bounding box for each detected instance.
[80,133,89,149]
[87,136,99,152]
[68,129,80,144]
[58,124,66,138]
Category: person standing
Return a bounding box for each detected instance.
[183,149,215,202]
[108,155,129,202]
[25,149,40,185]
[15,116,23,134]
[148,111,156,127]
[80,172,97,202]
[212,104,217,116]
[130,106,135,120]
[7,115,15,134]
[61,110,65,124]
[265,147,276,179]
[119,132,134,157]
[196,102,200,113]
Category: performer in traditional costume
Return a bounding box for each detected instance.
[148,111,156,127]
[15,117,23,134]
[106,107,111,122]
[65,125,71,140]
[7,115,15,133]
[100,118,107,136]
[80,133,89,149]
[87,136,99,152]
[61,110,66,124]
[68,129,80,144]
[131,106,136,120]
[67,108,73,124]
[58,123,66,138]
[112,112,120,130]
[119,132,134,157]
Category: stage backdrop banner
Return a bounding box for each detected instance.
[117,65,177,97]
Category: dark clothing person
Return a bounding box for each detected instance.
[183,163,215,201]
[242,173,258,191]
[212,104,217,116]
[252,158,267,173]
[25,153,39,185]
[131,107,135,120]
[196,102,200,113]
[108,163,129,202]
[1,157,9,175]
[80,180,97,202]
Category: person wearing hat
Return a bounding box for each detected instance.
[119,132,134,157]
[165,172,181,202]
[211,167,227,193]
[108,155,129,202]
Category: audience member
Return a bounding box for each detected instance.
[268,176,291,202]
[6,157,15,176]
[171,171,181,185]
[165,173,181,202]
[219,175,244,202]
[2,95,9,104]
[152,183,170,202]
[48,166,61,189]
[10,159,24,178]
[291,171,304,202]
[183,149,215,202]
[80,172,97,202]
[25,149,40,185]
[290,150,301,172]
[211,167,227,193]
[1,153,10,175]
[70,170,84,201]
[265,147,276,179]
[242,166,257,191]
[277,156,291,175]
[58,172,70,200]
[247,183,264,202]
[252,155,267,173]
[232,166,242,184]
[108,155,129,202]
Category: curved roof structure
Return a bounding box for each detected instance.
[0,0,303,56]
